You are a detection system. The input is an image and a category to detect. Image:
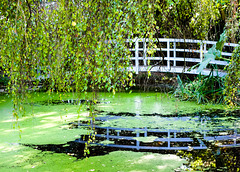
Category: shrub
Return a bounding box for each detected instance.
[224,44,240,106]
[0,75,9,86]
[174,72,225,104]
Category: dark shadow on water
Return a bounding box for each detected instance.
[24,142,181,160]
[23,137,240,171]
[24,109,240,171]
[24,142,118,159]
[26,99,101,106]
[102,109,240,118]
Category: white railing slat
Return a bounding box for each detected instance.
[167,40,170,70]
[135,38,139,74]
[143,38,147,66]
[173,41,176,66]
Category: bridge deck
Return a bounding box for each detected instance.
[129,66,227,77]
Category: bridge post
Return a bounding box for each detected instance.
[173,40,176,67]
[200,42,207,62]
[135,38,139,74]
[168,129,170,148]
[200,42,203,62]
[167,40,170,70]
[204,42,207,54]
[144,127,147,137]
[107,127,109,140]
[143,38,147,66]
[136,129,140,150]
[234,123,237,145]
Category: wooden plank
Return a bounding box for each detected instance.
[143,38,147,66]
[155,138,194,142]
[128,66,227,77]
[204,134,240,141]
[218,144,240,147]
[75,140,208,150]
[173,41,176,66]
[130,57,229,65]
[95,135,193,142]
[126,38,238,47]
[95,134,135,140]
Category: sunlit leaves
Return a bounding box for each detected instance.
[0,0,157,118]
[224,44,240,106]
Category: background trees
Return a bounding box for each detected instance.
[224,45,240,106]
[0,0,239,111]
[155,0,239,42]
[155,0,239,106]
[0,0,157,117]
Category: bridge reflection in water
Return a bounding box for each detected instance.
[75,115,240,151]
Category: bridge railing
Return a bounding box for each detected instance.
[127,38,238,76]
[76,122,240,150]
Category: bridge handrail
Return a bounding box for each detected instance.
[127,38,239,76]
[126,38,238,47]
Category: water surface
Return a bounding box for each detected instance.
[0,92,239,171]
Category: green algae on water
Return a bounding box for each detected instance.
[0,92,236,172]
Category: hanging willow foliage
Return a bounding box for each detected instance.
[0,0,157,118]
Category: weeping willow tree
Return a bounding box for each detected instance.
[0,0,157,119]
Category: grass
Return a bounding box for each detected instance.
[173,72,225,104]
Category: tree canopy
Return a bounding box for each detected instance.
[0,0,239,115]
[0,0,157,117]
[155,0,239,41]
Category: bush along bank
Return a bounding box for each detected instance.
[174,72,225,104]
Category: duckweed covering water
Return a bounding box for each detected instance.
[0,92,239,171]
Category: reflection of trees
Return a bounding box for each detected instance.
[178,146,240,171]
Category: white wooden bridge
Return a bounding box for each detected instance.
[128,38,238,77]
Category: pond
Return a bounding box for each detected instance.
[0,92,239,172]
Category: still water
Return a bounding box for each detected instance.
[0,92,239,171]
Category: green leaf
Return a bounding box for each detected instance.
[197,53,215,73]
[216,30,227,50]
[177,75,184,93]
[196,30,227,73]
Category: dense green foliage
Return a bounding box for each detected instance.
[0,1,239,169]
[173,2,240,105]
[224,44,240,106]
[0,0,239,108]
[174,32,228,104]
[174,74,225,104]
[0,75,9,86]
[0,0,157,117]
[155,0,239,42]
[178,147,240,171]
